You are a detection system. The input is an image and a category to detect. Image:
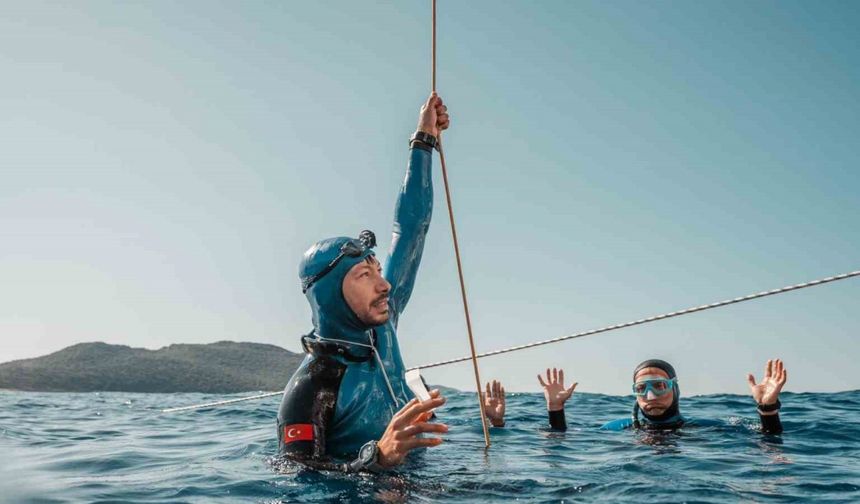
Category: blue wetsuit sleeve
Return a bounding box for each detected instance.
[600,418,634,431]
[685,418,722,428]
[384,146,433,326]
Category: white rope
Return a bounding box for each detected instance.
[408,269,860,371]
[161,269,859,412]
[310,332,404,411]
[160,391,281,413]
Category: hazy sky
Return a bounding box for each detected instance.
[2,1,858,395]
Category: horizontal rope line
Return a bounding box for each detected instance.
[162,269,858,412]
[161,391,281,413]
[408,269,860,371]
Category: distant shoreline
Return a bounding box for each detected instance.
[0,341,305,394]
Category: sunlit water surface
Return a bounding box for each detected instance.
[2,390,859,503]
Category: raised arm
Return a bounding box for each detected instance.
[384,94,449,325]
[747,358,787,434]
[482,380,507,427]
[538,368,578,431]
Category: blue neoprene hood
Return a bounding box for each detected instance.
[299,236,376,344]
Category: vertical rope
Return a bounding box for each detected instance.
[432,0,491,449]
[432,0,437,93]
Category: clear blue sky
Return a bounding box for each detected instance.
[1,1,857,395]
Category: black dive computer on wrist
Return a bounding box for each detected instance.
[757,399,781,413]
[409,131,438,151]
[348,440,385,473]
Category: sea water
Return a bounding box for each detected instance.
[1,390,859,503]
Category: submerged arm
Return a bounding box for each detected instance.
[276,357,364,473]
[758,409,783,434]
[548,408,568,431]
[278,365,449,473]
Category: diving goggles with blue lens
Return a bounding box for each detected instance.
[301,230,376,293]
[632,377,676,397]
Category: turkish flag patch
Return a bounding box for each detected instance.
[283,424,314,444]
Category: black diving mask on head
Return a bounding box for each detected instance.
[301,230,377,294]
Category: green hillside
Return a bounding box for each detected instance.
[0,341,304,393]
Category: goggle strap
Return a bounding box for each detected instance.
[301,232,377,293]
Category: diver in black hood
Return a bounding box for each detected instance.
[625,359,685,430]
[538,358,786,433]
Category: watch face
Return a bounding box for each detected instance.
[359,443,374,464]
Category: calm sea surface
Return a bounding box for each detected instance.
[1,390,859,503]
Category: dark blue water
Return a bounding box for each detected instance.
[2,390,859,503]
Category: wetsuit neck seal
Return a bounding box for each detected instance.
[631,403,685,430]
[301,329,404,413]
[301,331,373,363]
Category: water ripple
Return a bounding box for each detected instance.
[1,390,859,502]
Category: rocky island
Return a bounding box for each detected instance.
[0,341,304,393]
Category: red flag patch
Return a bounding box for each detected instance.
[283,424,314,444]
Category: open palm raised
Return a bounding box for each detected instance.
[747,358,788,407]
[538,368,577,411]
[482,380,506,427]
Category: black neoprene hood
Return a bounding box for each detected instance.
[632,358,681,424]
[633,359,677,380]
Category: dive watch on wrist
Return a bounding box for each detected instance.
[757,399,781,413]
[348,440,385,473]
[409,131,438,151]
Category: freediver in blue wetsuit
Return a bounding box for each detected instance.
[276,94,450,473]
[535,359,787,433]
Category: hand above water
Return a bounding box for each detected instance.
[538,367,577,412]
[747,358,787,415]
[416,92,450,138]
[377,389,448,468]
[482,380,506,427]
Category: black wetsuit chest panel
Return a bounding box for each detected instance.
[277,356,347,458]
